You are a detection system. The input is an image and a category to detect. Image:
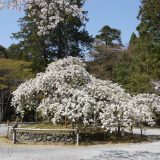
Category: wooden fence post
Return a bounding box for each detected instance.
[7,120,9,126]
[7,126,9,138]
[6,120,9,137]
[12,122,18,144]
[76,129,79,146]
[13,128,16,144]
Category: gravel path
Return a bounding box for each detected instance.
[0,142,100,160]
[0,126,160,160]
[0,139,160,160]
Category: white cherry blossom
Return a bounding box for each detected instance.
[11,57,160,129]
[0,0,84,35]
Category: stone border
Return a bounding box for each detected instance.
[8,127,79,145]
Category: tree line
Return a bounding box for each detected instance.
[87,0,160,96]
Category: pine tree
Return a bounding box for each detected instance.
[96,25,122,47]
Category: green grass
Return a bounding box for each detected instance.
[21,123,72,129]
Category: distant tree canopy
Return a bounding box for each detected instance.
[87,25,124,80]
[96,25,122,47]
[87,1,160,96]
[0,45,7,58]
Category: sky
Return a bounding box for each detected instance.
[0,0,141,48]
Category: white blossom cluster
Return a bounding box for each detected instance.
[0,0,84,35]
[131,94,160,125]
[0,0,26,10]
[28,0,84,35]
[11,57,160,129]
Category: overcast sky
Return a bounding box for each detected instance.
[0,0,140,48]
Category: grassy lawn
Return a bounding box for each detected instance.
[21,123,73,129]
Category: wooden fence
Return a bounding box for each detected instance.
[7,126,79,145]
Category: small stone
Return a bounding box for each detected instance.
[67,138,71,142]
[51,138,55,142]
[56,137,60,142]
[47,136,52,140]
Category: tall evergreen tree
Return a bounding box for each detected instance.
[11,0,92,72]
[137,0,160,45]
[10,8,52,72]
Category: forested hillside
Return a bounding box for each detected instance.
[0,58,34,121]
[87,0,160,95]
